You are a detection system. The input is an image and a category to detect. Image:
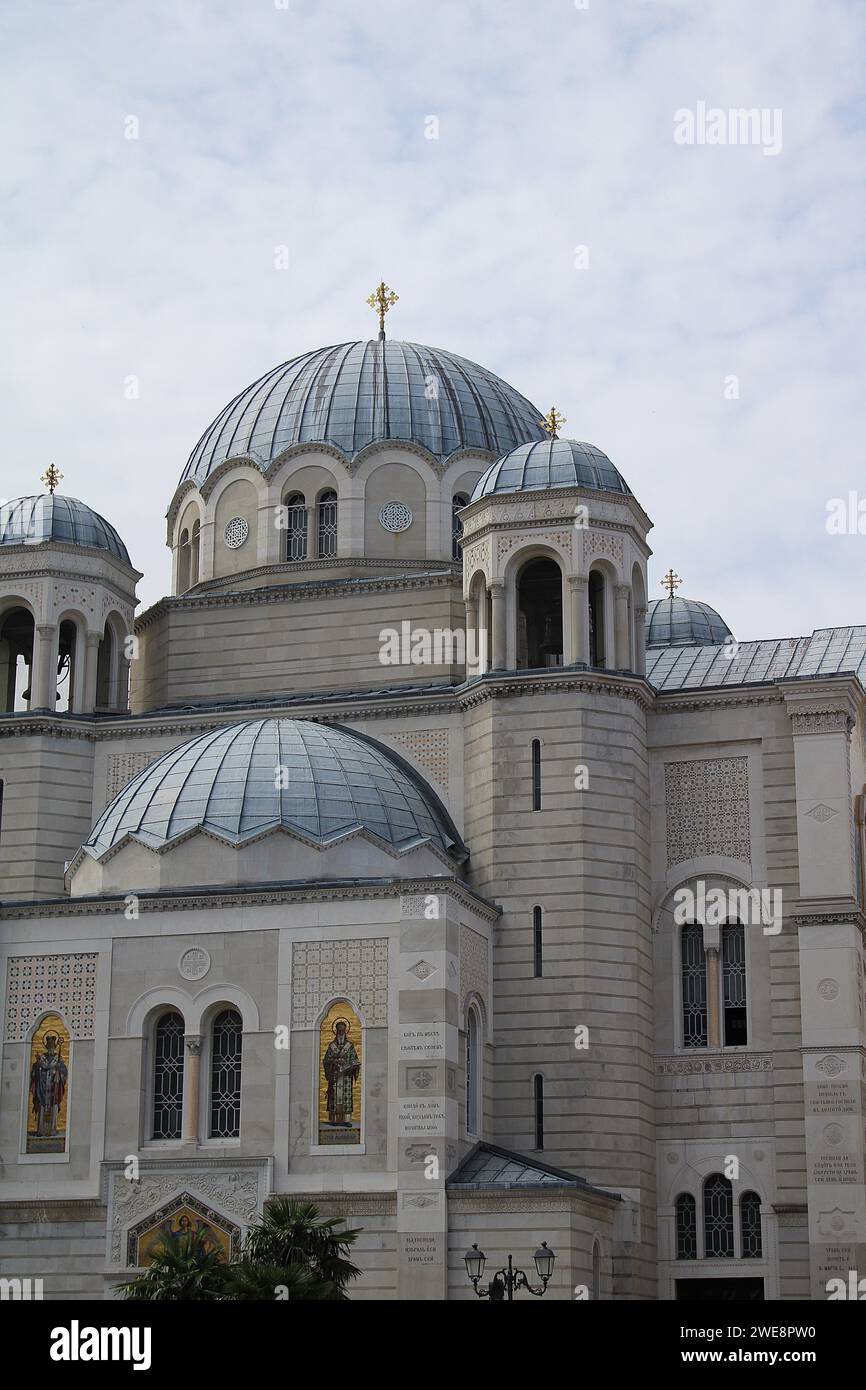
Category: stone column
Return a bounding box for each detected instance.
[489,582,506,670]
[785,686,866,1296]
[31,623,58,711]
[396,891,461,1300]
[464,595,478,678]
[634,605,647,676]
[82,632,101,712]
[183,1035,203,1144]
[614,584,631,670]
[569,575,589,666]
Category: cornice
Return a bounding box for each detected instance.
[651,687,783,715]
[0,550,141,591]
[191,555,459,595]
[445,1188,620,1213]
[655,1053,773,1074]
[0,875,501,923]
[134,569,460,631]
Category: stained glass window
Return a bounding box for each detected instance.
[152,1011,184,1140]
[741,1191,762,1258]
[210,1009,242,1139]
[317,491,337,558]
[676,1194,697,1259]
[704,1174,734,1258]
[681,924,707,1048]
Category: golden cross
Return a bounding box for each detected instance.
[661,568,682,599]
[367,280,399,334]
[41,464,64,494]
[540,406,566,439]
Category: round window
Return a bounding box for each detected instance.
[378,501,413,533]
[224,516,249,549]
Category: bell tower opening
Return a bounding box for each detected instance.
[517,559,563,669]
[0,607,35,712]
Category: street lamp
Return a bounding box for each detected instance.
[463,1241,556,1300]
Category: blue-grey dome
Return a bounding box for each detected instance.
[0,495,131,565]
[83,718,464,859]
[181,339,546,485]
[645,596,732,648]
[470,439,631,501]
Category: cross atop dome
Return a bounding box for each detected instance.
[539,406,566,440]
[661,568,682,598]
[41,463,64,494]
[366,280,399,338]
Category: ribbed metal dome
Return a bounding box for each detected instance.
[181,339,546,485]
[470,439,631,501]
[0,495,131,565]
[645,596,732,648]
[83,718,463,858]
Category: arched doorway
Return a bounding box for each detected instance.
[517,559,563,669]
[0,607,35,712]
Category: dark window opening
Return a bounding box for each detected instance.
[681,923,707,1048]
[531,739,542,811]
[210,1009,242,1139]
[533,1074,544,1149]
[533,905,543,977]
[452,494,468,562]
[704,1174,734,1259]
[740,1192,762,1259]
[517,559,563,669]
[676,1193,698,1260]
[588,571,606,667]
[722,921,747,1045]
[152,1011,185,1141]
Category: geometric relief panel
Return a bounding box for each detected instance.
[4,953,98,1041]
[460,926,488,1012]
[105,751,165,803]
[291,938,388,1029]
[665,756,751,868]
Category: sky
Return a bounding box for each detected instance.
[2,0,865,632]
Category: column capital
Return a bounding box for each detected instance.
[615,583,631,599]
[184,1035,203,1056]
[488,579,505,594]
[567,573,588,591]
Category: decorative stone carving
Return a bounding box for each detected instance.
[178,947,211,981]
[817,978,840,1000]
[4,953,98,1041]
[461,538,490,578]
[806,803,838,822]
[496,530,573,564]
[107,1165,264,1264]
[790,710,855,736]
[388,728,449,790]
[583,529,623,567]
[656,1054,772,1075]
[291,938,388,1028]
[815,1055,847,1077]
[408,960,436,981]
[664,756,751,867]
[105,752,164,802]
[460,926,488,1013]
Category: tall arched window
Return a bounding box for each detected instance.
[722,921,747,1045]
[592,1240,601,1299]
[531,739,542,811]
[704,1174,734,1258]
[675,1194,698,1259]
[452,494,468,561]
[285,492,308,561]
[466,1006,480,1135]
[190,518,201,586]
[681,924,707,1048]
[209,1009,242,1139]
[178,528,191,592]
[317,490,338,558]
[533,1073,544,1150]
[152,1011,185,1140]
[588,570,606,667]
[740,1191,762,1259]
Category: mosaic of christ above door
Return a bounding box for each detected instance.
[127,1192,241,1267]
[318,1000,362,1145]
[27,1013,70,1154]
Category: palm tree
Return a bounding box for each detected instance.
[117,1233,229,1301]
[222,1259,335,1301]
[240,1199,361,1298]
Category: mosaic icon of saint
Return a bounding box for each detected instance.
[322,1017,360,1127]
[29,1030,68,1140]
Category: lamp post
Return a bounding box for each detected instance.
[463,1242,556,1301]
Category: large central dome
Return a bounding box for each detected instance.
[182,339,546,485]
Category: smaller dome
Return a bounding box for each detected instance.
[470,439,631,502]
[0,495,131,565]
[645,596,732,648]
[83,718,463,859]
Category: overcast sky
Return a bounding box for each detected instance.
[2,0,865,633]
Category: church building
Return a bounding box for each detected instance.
[1,287,864,1300]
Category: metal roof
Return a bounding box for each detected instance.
[645,596,732,648]
[0,494,131,565]
[182,339,546,485]
[646,626,866,691]
[471,438,631,501]
[84,717,465,858]
[446,1141,620,1198]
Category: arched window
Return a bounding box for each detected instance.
[177,525,190,592]
[96,624,114,709]
[533,1073,544,1149]
[592,1240,601,1298]
[588,571,606,667]
[152,1011,185,1140]
[722,921,747,1045]
[740,1191,762,1259]
[531,739,542,811]
[517,559,563,668]
[704,1174,734,1258]
[533,905,543,977]
[0,607,36,712]
[317,490,338,558]
[209,1009,242,1139]
[285,492,307,561]
[681,924,707,1049]
[675,1194,698,1260]
[56,619,78,712]
[466,1006,480,1135]
[190,518,201,586]
[452,494,468,562]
